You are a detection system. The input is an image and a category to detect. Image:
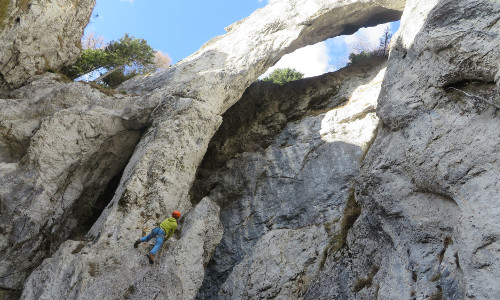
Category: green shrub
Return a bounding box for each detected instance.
[261,67,304,85]
[61,33,155,83]
[346,51,374,66]
[61,48,110,79]
[102,69,137,88]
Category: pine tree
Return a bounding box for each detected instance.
[61,33,158,84]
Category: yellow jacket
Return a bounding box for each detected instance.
[160,217,178,240]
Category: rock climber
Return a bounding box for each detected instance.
[134,211,181,264]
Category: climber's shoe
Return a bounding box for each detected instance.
[134,240,141,248]
[147,253,155,264]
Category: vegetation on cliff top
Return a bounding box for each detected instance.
[61,33,171,87]
[261,67,304,85]
[347,27,392,66]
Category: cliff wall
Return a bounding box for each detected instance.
[0,0,498,299]
[0,0,95,91]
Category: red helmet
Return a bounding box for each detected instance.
[172,211,181,218]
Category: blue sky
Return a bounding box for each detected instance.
[86,0,268,63]
[85,0,399,78]
[266,20,400,77]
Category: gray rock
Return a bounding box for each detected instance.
[305,0,500,299]
[194,60,386,299]
[0,0,95,91]
[17,1,404,298]
[220,227,328,299]
[0,74,158,289]
[119,0,403,113]
[21,197,223,300]
[4,0,499,298]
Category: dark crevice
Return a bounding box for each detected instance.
[473,235,497,254]
[0,128,30,163]
[0,287,22,300]
[352,265,380,293]
[444,79,499,110]
[428,285,443,300]
[438,236,453,264]
[64,130,145,241]
[0,72,6,86]
[68,171,124,240]
[0,127,144,290]
[323,187,361,262]
[445,82,499,126]
[443,79,495,90]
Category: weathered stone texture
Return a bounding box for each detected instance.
[22,196,223,300]
[0,74,158,289]
[194,60,386,299]
[0,0,498,298]
[305,0,500,299]
[120,0,403,113]
[0,0,95,91]
[14,1,404,298]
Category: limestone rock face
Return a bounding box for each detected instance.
[1,0,498,298]
[194,60,387,299]
[22,196,223,300]
[0,74,158,290]
[119,0,404,113]
[0,0,95,91]
[13,1,403,298]
[306,0,500,299]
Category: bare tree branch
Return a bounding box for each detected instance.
[82,32,105,50]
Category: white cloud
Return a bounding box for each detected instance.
[261,41,330,79]
[259,21,396,79]
[344,23,390,52]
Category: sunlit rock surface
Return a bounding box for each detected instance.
[0,0,497,298]
[119,0,403,113]
[194,59,386,299]
[0,0,95,91]
[305,0,500,299]
[17,1,403,298]
[0,73,158,290]
[23,196,223,300]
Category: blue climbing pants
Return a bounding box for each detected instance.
[140,227,165,255]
